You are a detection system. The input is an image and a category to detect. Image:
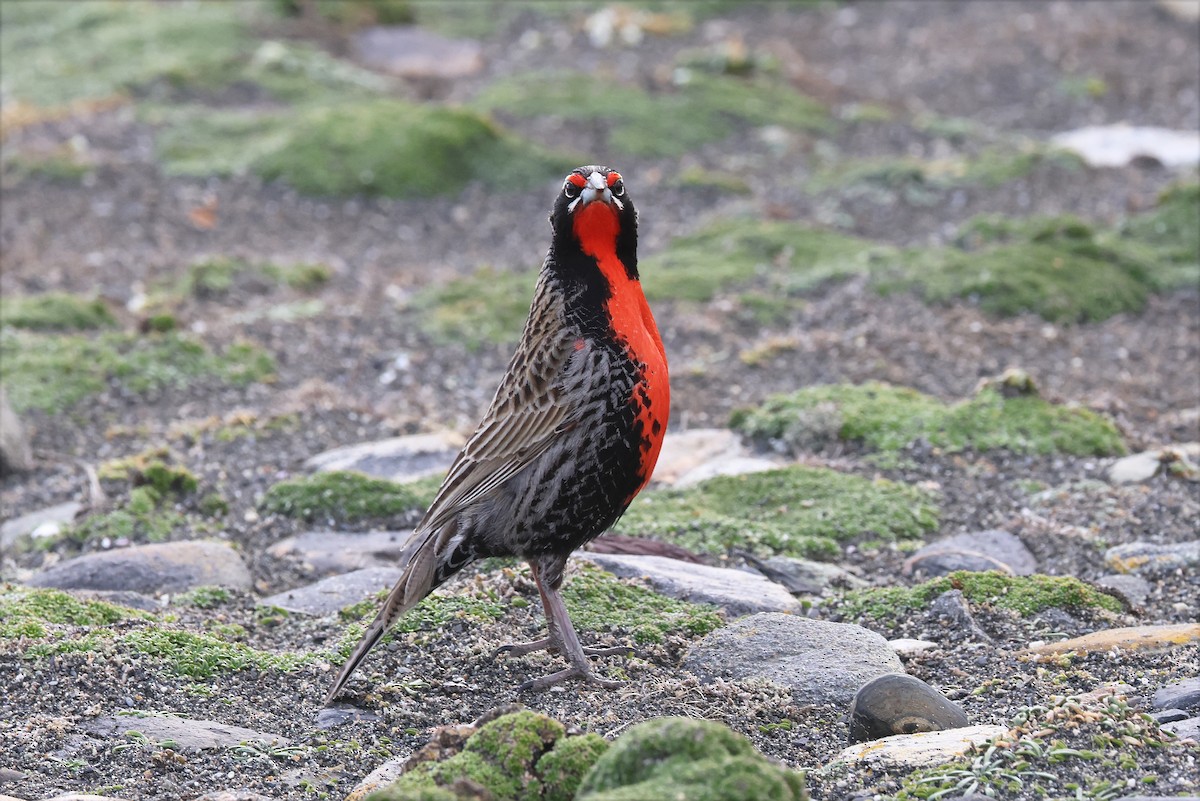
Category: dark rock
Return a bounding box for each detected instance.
[267,529,415,576]
[1149,708,1190,724]
[1152,677,1200,711]
[929,589,993,642]
[848,673,970,743]
[28,541,252,594]
[1095,573,1152,609]
[315,706,382,730]
[739,551,868,594]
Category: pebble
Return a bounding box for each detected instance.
[745,554,869,595]
[1160,717,1200,740]
[903,529,1038,578]
[303,431,462,482]
[1025,624,1200,658]
[1152,677,1200,711]
[1094,573,1152,609]
[27,541,253,594]
[848,673,969,743]
[267,529,415,576]
[1105,541,1200,577]
[259,566,403,616]
[1108,450,1166,484]
[351,26,484,80]
[343,755,409,801]
[315,706,382,730]
[581,552,802,616]
[85,715,290,751]
[889,638,939,657]
[1050,124,1200,168]
[684,613,904,706]
[0,501,82,550]
[831,724,1007,769]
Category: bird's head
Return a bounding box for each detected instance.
[550,165,638,269]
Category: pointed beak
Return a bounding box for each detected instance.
[579,171,614,207]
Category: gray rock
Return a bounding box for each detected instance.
[904,529,1038,578]
[1108,450,1165,484]
[28,541,252,594]
[0,386,33,475]
[685,613,904,706]
[195,792,275,801]
[581,553,802,616]
[1051,124,1200,168]
[848,673,970,743]
[85,714,290,751]
[1,501,82,551]
[930,590,993,643]
[889,638,939,657]
[747,554,869,595]
[1095,573,1152,609]
[1152,677,1200,711]
[267,529,415,576]
[1105,541,1200,577]
[75,590,162,612]
[351,26,483,80]
[259,566,403,616]
[1149,709,1190,724]
[304,432,460,483]
[315,706,382,730]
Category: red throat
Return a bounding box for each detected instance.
[571,201,621,258]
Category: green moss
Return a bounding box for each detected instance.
[65,486,185,546]
[120,628,309,678]
[178,586,232,609]
[562,563,722,645]
[731,381,1127,458]
[254,100,573,198]
[640,219,884,303]
[1120,182,1200,290]
[273,0,415,26]
[472,70,829,158]
[0,587,151,639]
[415,266,538,349]
[1,152,93,186]
[372,711,606,801]
[0,0,250,107]
[0,329,275,413]
[616,466,938,559]
[576,717,805,801]
[0,293,116,331]
[838,571,1124,624]
[182,257,333,298]
[260,471,435,524]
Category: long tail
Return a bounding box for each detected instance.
[323,528,445,704]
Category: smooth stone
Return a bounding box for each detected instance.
[0,386,33,474]
[930,590,993,643]
[1152,677,1200,711]
[351,26,484,80]
[315,706,382,730]
[848,673,970,743]
[85,715,290,751]
[343,754,409,801]
[259,567,403,616]
[1159,717,1200,740]
[27,541,252,594]
[1025,624,1200,658]
[580,552,802,616]
[1,501,82,550]
[1149,709,1190,724]
[1105,541,1200,577]
[832,724,1006,769]
[889,638,939,657]
[675,455,781,488]
[1095,574,1152,609]
[749,555,869,595]
[1051,124,1200,168]
[1158,0,1200,21]
[304,431,461,482]
[0,768,25,782]
[1108,450,1165,484]
[685,613,904,706]
[904,529,1038,578]
[651,428,751,486]
[76,589,162,612]
[267,530,415,576]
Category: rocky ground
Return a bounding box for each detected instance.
[1,2,1199,800]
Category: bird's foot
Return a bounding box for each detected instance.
[517,664,624,693]
[493,638,632,660]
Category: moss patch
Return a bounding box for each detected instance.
[562,563,722,645]
[183,256,333,298]
[415,266,538,349]
[472,70,830,158]
[837,571,1124,625]
[731,380,1127,459]
[615,466,939,560]
[260,471,436,524]
[0,329,275,413]
[253,101,572,198]
[1119,181,1200,290]
[576,717,805,801]
[375,711,608,801]
[0,293,116,331]
[0,587,151,640]
[65,486,186,547]
[118,628,310,678]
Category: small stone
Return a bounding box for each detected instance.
[351,26,484,80]
[1105,541,1200,577]
[259,567,403,616]
[304,431,462,482]
[1094,574,1152,609]
[0,768,25,783]
[1149,709,1190,724]
[581,552,801,616]
[904,529,1038,578]
[650,428,773,487]
[195,792,275,801]
[267,529,415,576]
[930,590,993,643]
[889,638,939,657]
[1051,124,1200,168]
[343,753,409,801]
[1160,717,1200,740]
[85,715,290,751]
[1108,450,1164,484]
[1152,677,1200,711]
[685,613,904,706]
[315,706,382,730]
[832,724,1007,769]
[1024,624,1200,658]
[748,554,868,595]
[849,673,970,743]
[0,501,82,550]
[27,541,253,594]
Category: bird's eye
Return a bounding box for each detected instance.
[610,179,625,197]
[564,182,581,199]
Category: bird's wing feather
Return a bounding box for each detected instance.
[418,273,576,533]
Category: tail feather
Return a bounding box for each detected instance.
[323,530,443,705]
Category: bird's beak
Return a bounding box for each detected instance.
[579,171,614,207]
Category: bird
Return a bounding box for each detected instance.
[325,165,669,704]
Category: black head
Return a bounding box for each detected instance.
[549,165,639,278]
